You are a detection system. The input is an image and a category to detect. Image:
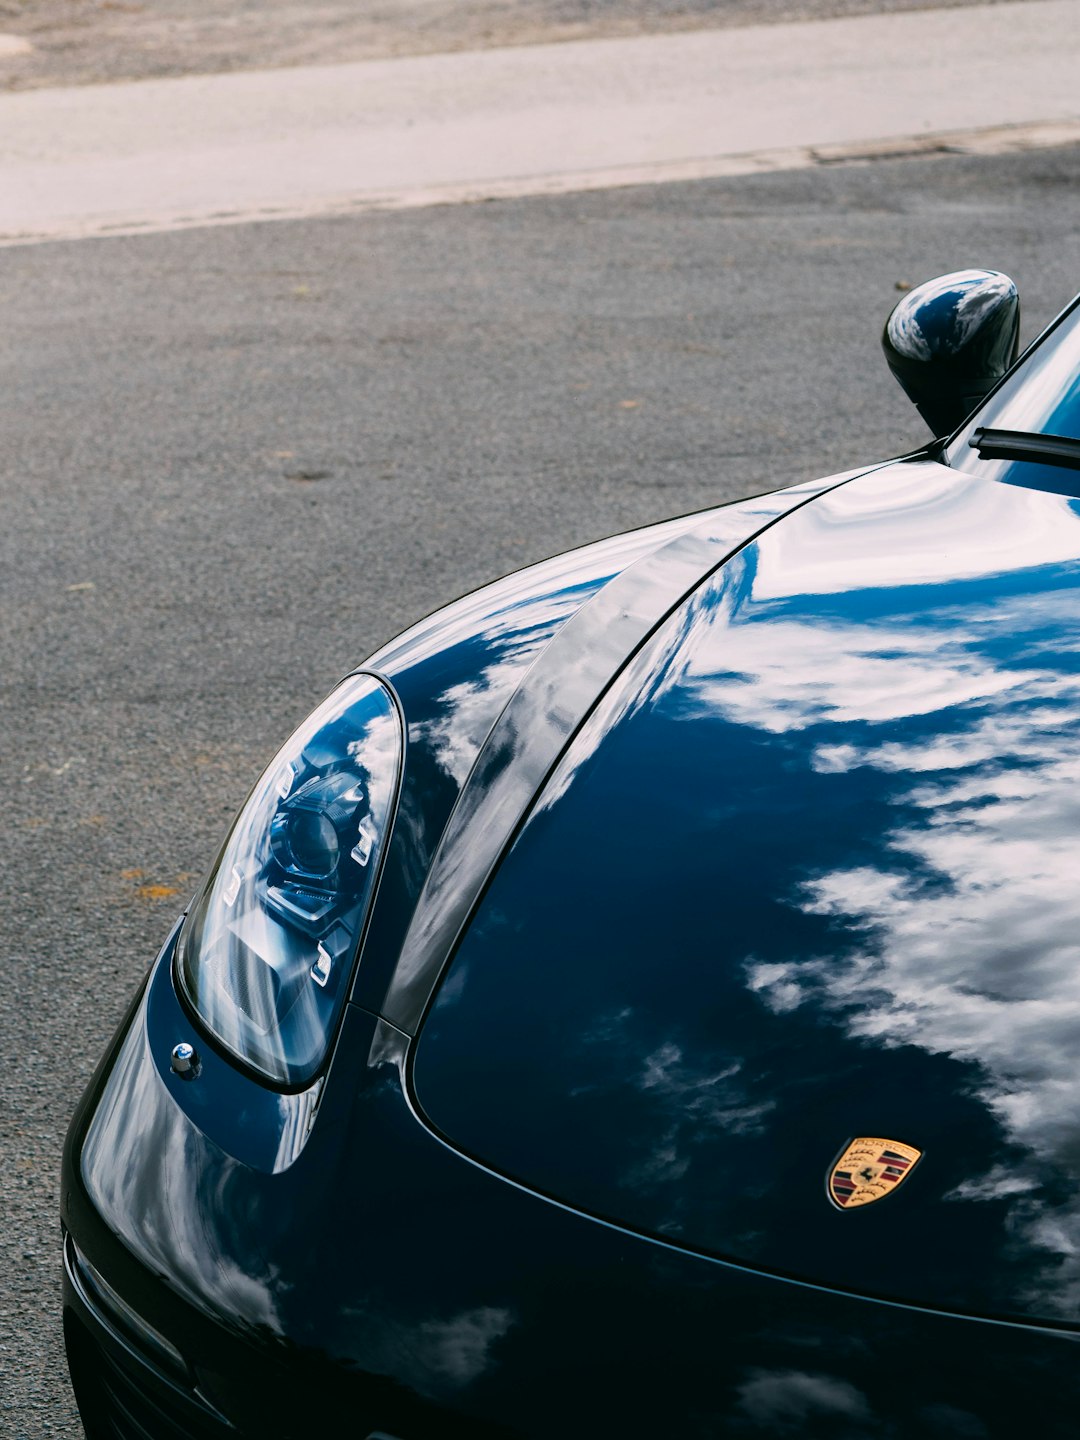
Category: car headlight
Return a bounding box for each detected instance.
[176,674,402,1085]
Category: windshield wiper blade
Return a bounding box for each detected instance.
[970,427,1080,471]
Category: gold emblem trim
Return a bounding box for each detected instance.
[828,1137,922,1210]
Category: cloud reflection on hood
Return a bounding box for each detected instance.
[82,1017,286,1333]
[709,471,1080,1317]
[411,458,1080,1320]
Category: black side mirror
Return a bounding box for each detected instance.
[883,270,1020,438]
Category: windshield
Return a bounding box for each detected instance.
[949,297,1080,457]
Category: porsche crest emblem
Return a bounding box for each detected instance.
[828,1137,922,1210]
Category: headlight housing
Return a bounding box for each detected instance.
[176,674,402,1085]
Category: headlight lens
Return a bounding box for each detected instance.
[176,674,402,1085]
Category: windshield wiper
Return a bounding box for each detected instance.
[970,427,1080,471]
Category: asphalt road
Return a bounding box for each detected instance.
[2,142,1079,1436]
[0,0,1049,90]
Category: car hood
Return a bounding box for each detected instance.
[413,457,1080,1328]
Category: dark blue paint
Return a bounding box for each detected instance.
[64,973,1080,1439]
[415,458,1080,1326]
[378,471,856,1034]
[350,511,706,1014]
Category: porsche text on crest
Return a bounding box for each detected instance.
[829,1138,923,1210]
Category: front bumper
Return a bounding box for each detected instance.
[63,941,1080,1440]
[63,1232,238,1440]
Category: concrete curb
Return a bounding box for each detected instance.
[1,1,1077,245]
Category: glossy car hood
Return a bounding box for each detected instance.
[414,458,1080,1327]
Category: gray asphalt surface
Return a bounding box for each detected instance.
[2,143,1080,1436]
[0,0,1049,90]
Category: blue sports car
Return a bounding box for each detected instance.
[63,270,1080,1437]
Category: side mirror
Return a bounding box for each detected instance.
[883,269,1020,438]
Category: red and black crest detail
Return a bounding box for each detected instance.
[827,1138,922,1210]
